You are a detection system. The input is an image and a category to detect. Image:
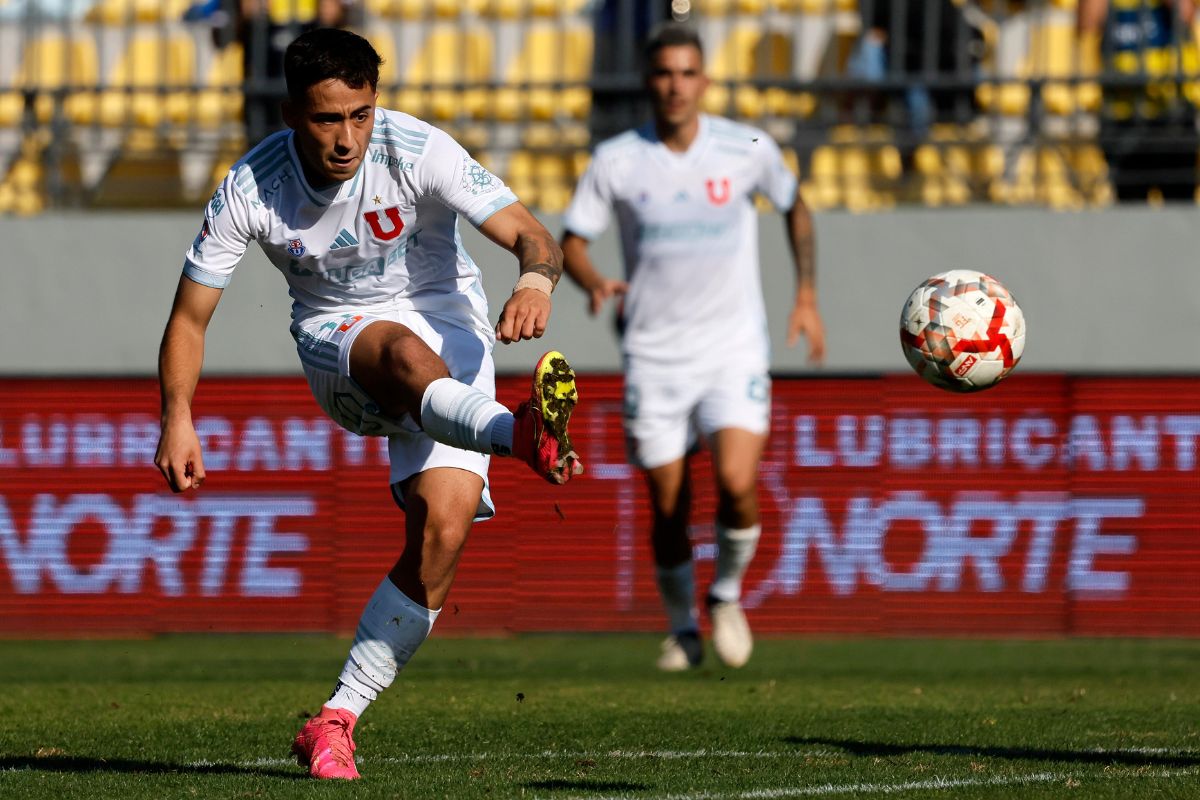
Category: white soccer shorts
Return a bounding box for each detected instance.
[291,307,496,521]
[622,357,771,470]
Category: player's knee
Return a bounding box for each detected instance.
[715,468,757,506]
[378,329,448,388]
[421,518,471,559]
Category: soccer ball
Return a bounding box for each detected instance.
[899,270,1025,392]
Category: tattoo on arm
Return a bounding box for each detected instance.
[790,191,816,290]
[516,230,563,289]
[796,229,815,288]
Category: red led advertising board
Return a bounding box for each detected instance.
[0,375,1197,636]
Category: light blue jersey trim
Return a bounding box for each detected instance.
[293,330,341,372]
[467,192,518,227]
[234,134,290,195]
[183,262,232,289]
[370,136,424,155]
[374,118,428,141]
[345,163,363,199]
[286,135,330,207]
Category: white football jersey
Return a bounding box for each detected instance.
[563,114,797,366]
[184,107,518,333]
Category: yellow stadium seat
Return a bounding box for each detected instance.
[488,0,588,17]
[68,32,197,128]
[369,23,400,98]
[385,0,487,17]
[86,0,190,24]
[176,41,245,127]
[977,10,1100,117]
[493,25,592,121]
[12,32,100,125]
[703,26,796,119]
[533,152,571,212]
[1030,20,1101,115]
[505,149,537,206]
[363,0,393,16]
[267,0,318,23]
[0,92,22,128]
[391,26,493,120]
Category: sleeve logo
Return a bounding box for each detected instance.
[208,188,226,218]
[461,159,498,195]
[287,238,306,257]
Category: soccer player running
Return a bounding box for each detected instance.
[154,28,581,779]
[561,23,825,671]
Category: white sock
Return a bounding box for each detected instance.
[419,377,514,456]
[709,523,761,603]
[326,578,441,718]
[655,561,698,634]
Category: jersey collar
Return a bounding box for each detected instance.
[648,113,712,169]
[286,132,366,207]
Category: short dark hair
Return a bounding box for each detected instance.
[643,22,704,65]
[284,28,383,102]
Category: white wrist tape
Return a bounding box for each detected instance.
[513,272,554,296]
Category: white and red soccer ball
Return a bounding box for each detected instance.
[900,270,1025,392]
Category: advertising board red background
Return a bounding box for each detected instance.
[1,374,1197,636]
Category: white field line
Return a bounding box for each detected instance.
[549,768,1200,800]
[204,744,1193,769]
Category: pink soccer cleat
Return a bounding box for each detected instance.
[512,350,583,484]
[291,706,360,780]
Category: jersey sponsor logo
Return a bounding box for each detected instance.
[461,159,498,196]
[208,188,225,218]
[369,149,413,171]
[363,207,405,241]
[259,168,293,202]
[706,178,731,205]
[288,228,422,284]
[288,238,306,257]
[329,228,359,250]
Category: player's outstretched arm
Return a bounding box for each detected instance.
[561,232,627,316]
[784,187,826,365]
[155,276,223,492]
[477,202,563,344]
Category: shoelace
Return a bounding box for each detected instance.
[315,716,356,765]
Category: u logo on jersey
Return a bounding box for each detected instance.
[705,178,731,206]
[363,207,405,241]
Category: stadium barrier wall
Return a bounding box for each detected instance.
[1,374,1197,637]
[1,208,1199,375]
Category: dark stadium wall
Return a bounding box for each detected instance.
[0,208,1198,375]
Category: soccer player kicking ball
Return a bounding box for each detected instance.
[561,23,824,672]
[154,28,581,780]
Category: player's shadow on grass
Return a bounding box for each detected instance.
[785,737,1200,769]
[0,754,303,779]
[524,779,652,792]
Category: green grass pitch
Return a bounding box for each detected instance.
[0,636,1197,799]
